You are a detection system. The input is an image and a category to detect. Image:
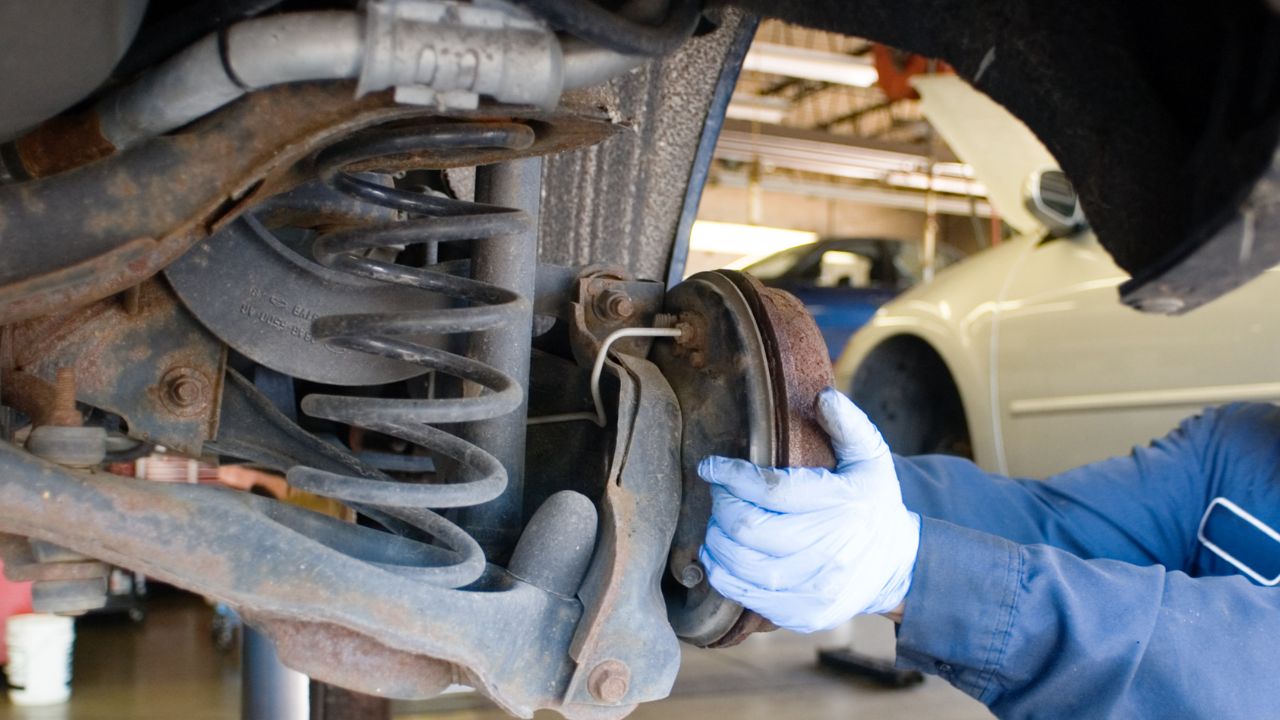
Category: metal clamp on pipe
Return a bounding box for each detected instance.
[93,0,645,153]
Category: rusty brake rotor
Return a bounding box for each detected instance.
[652,269,835,648]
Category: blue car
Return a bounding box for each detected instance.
[745,237,958,360]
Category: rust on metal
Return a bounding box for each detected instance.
[47,368,82,427]
[587,660,631,703]
[704,603,777,648]
[3,280,226,456]
[732,272,837,470]
[562,355,681,711]
[567,266,666,367]
[668,311,710,369]
[121,285,142,316]
[248,615,457,700]
[159,366,213,418]
[0,83,620,326]
[593,288,635,322]
[702,271,837,648]
[13,111,117,179]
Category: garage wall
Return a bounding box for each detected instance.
[687,184,988,278]
[699,185,926,239]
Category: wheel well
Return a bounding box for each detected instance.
[849,335,972,458]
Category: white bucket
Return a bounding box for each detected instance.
[6,613,74,705]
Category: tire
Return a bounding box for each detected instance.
[850,337,971,458]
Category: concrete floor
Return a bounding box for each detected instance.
[0,592,991,720]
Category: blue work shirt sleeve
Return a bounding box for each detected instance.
[896,516,1280,718]
[890,407,1234,569]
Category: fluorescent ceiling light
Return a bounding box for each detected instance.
[689,220,818,256]
[742,42,878,88]
[725,93,791,124]
[712,170,993,218]
[885,171,985,196]
[714,126,985,196]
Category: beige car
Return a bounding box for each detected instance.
[835,76,1280,478]
[835,225,1280,479]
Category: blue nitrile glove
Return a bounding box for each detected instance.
[697,387,921,633]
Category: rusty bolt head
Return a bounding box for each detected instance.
[673,311,707,348]
[171,378,201,405]
[587,660,631,704]
[688,351,707,369]
[674,321,697,346]
[160,367,211,417]
[593,289,635,322]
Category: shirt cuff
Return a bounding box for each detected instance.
[895,516,1023,703]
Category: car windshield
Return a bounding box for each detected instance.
[744,238,966,289]
[742,243,818,280]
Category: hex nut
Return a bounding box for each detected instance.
[674,321,699,347]
[159,367,212,417]
[593,289,636,322]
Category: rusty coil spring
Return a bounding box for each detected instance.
[284,122,536,589]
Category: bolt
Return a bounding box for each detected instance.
[688,351,706,369]
[48,368,81,427]
[672,312,706,349]
[588,660,631,704]
[160,367,211,417]
[27,370,108,614]
[170,378,202,407]
[593,289,635,322]
[653,313,678,328]
[674,321,696,346]
[679,563,704,588]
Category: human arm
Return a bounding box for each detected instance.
[888,406,1245,569]
[898,515,1280,718]
[701,396,1280,717]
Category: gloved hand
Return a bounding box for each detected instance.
[697,387,921,633]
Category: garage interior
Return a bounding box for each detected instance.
[685,20,993,277]
[0,0,1275,717]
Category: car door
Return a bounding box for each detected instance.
[993,232,1280,477]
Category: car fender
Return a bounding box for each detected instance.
[834,236,1037,469]
[836,319,996,469]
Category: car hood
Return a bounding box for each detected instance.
[912,74,1058,237]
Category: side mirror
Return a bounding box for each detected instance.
[1023,167,1088,238]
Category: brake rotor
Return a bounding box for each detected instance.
[653,269,834,648]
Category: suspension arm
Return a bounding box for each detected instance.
[0,353,684,717]
[0,440,583,715]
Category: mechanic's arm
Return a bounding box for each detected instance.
[890,405,1241,568]
[700,392,1280,717]
[898,517,1279,717]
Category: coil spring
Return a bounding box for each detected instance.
[283,122,537,589]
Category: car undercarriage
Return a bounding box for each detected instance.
[0,0,1278,717]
